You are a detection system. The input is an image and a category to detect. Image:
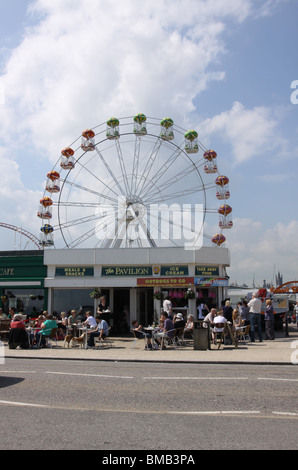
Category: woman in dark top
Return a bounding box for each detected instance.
[222,300,233,323]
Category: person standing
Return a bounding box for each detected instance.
[264,299,275,340]
[248,293,263,342]
[238,300,250,326]
[162,296,173,319]
[294,301,298,330]
[222,300,233,323]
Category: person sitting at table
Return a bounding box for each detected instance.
[232,308,242,329]
[203,308,217,337]
[10,313,26,331]
[84,311,97,329]
[35,314,58,347]
[59,312,68,329]
[153,312,174,349]
[212,311,227,344]
[77,309,86,323]
[9,314,29,349]
[68,309,78,326]
[173,312,185,329]
[30,314,45,345]
[87,315,110,348]
[131,320,153,349]
[184,314,194,338]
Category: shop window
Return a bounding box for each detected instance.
[1,289,45,317]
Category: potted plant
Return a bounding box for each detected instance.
[184,289,196,300]
[153,290,163,300]
[90,288,101,299]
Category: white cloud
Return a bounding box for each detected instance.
[226,217,298,285]
[0,0,292,251]
[200,101,282,164]
[0,0,259,157]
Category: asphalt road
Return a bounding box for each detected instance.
[0,358,297,451]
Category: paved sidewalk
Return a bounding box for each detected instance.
[2,325,298,365]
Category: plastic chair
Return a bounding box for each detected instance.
[235,325,251,344]
[157,329,178,350]
[173,327,185,346]
[212,323,226,349]
[95,327,113,348]
[131,329,150,350]
[38,328,58,348]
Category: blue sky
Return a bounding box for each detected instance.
[0,0,297,286]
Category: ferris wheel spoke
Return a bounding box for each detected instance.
[115,139,131,196]
[61,179,119,205]
[94,146,126,197]
[133,137,163,196]
[56,212,105,231]
[141,157,204,201]
[75,160,120,200]
[138,145,184,198]
[143,188,206,206]
[130,136,141,196]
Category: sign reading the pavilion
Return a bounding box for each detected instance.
[102,266,153,277]
[195,266,219,277]
[56,267,94,277]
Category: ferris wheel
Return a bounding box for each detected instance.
[37,115,232,249]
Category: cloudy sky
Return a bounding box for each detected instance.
[0,0,297,286]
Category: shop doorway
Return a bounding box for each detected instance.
[137,288,154,326]
[113,289,130,334]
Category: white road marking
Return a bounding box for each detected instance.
[0,371,36,374]
[258,377,298,383]
[0,400,297,419]
[144,376,248,380]
[0,400,47,408]
[45,371,134,379]
[272,412,298,417]
[171,410,260,415]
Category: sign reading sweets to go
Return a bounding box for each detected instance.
[195,266,219,277]
[56,267,94,277]
[102,266,153,277]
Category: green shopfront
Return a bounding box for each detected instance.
[0,251,47,317]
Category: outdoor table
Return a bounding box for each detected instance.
[142,327,159,349]
[26,327,42,348]
[78,326,91,350]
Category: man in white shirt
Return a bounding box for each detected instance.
[248,294,263,342]
[87,316,109,348]
[84,311,97,329]
[163,297,173,319]
[212,312,227,344]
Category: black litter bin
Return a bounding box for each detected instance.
[193,321,210,350]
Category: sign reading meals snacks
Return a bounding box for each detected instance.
[102,266,152,276]
[195,266,219,277]
[137,277,194,288]
[56,267,94,277]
